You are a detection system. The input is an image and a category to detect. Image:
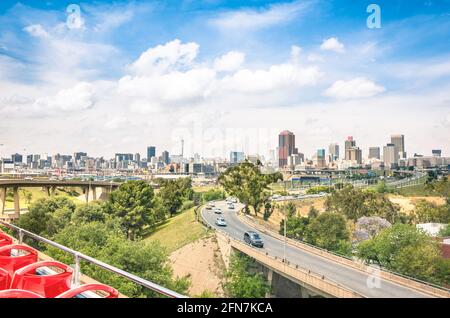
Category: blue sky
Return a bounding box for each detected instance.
[0,0,449,159]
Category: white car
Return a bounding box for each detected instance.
[215,217,227,227]
[24,176,33,181]
[231,198,238,203]
[227,203,234,209]
[214,208,222,214]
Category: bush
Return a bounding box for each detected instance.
[180,200,195,211]
[306,186,330,194]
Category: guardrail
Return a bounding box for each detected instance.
[0,220,187,298]
[238,211,450,298]
[198,204,364,298]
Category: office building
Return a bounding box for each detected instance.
[383,143,399,169]
[328,143,339,162]
[316,149,326,168]
[368,147,381,159]
[432,149,442,157]
[278,130,296,168]
[230,151,245,165]
[391,134,406,159]
[344,136,356,160]
[162,151,170,165]
[11,153,22,163]
[347,147,362,164]
[147,146,156,161]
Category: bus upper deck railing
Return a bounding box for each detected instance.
[0,220,187,298]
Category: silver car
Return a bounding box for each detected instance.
[215,217,227,226]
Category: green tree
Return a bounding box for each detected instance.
[307,212,351,254]
[280,216,310,241]
[308,206,319,219]
[15,197,76,237]
[103,180,159,240]
[202,189,225,202]
[357,224,448,285]
[218,161,282,215]
[72,202,106,224]
[46,221,190,297]
[223,253,270,298]
[413,199,450,224]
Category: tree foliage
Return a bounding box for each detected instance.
[218,161,282,215]
[158,178,194,217]
[223,253,270,298]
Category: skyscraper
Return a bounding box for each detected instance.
[390,134,406,159]
[147,146,156,162]
[344,136,356,160]
[278,130,295,168]
[230,151,245,165]
[348,147,362,164]
[369,147,381,159]
[328,143,339,161]
[162,151,170,164]
[432,149,442,157]
[316,149,326,168]
[383,143,399,169]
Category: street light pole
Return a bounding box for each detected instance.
[283,205,287,266]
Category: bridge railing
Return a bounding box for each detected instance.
[0,220,187,298]
[237,210,450,298]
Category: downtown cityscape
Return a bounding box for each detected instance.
[0,0,450,308]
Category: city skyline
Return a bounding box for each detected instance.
[0,1,449,158]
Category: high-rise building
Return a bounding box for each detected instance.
[11,153,22,163]
[316,149,326,168]
[390,134,406,159]
[328,143,339,161]
[230,151,245,165]
[278,130,295,168]
[162,151,170,165]
[368,147,381,159]
[432,149,442,157]
[348,147,362,164]
[74,152,87,162]
[383,143,399,169]
[344,136,356,160]
[134,153,141,165]
[147,146,156,162]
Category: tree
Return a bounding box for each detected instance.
[325,185,400,223]
[72,202,106,224]
[413,199,450,224]
[21,189,33,205]
[46,221,190,297]
[218,161,282,215]
[280,216,310,241]
[357,224,448,285]
[15,197,76,237]
[223,253,270,298]
[307,212,351,254]
[103,180,159,240]
[307,206,319,219]
[202,189,225,202]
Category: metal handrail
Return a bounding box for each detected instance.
[0,220,187,298]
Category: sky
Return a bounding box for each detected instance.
[0,0,449,160]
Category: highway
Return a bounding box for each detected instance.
[201,200,432,298]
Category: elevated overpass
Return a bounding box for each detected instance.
[201,201,450,298]
[0,179,120,219]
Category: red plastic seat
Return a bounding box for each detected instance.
[0,233,13,248]
[0,289,43,298]
[11,261,73,298]
[56,283,119,298]
[0,244,38,286]
[0,268,8,290]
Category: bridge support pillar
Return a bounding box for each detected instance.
[44,186,50,197]
[50,186,56,196]
[266,269,274,298]
[85,186,89,203]
[0,187,6,216]
[13,187,20,218]
[92,187,97,201]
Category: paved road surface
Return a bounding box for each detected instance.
[202,200,431,298]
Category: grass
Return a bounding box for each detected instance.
[396,184,441,197]
[143,206,210,253]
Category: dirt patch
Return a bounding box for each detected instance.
[388,195,446,214]
[170,236,225,297]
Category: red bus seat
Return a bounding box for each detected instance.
[0,244,38,286]
[56,283,119,298]
[0,233,13,248]
[0,289,43,298]
[11,261,73,298]
[0,268,8,290]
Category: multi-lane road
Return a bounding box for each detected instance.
[201,200,433,298]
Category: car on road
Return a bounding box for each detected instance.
[24,176,33,181]
[231,198,238,203]
[205,203,214,210]
[244,231,264,248]
[214,208,222,214]
[215,217,227,227]
[227,203,234,209]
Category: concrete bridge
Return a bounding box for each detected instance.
[0,179,120,220]
[201,201,450,298]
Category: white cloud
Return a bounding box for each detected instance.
[307,53,324,62]
[320,37,345,53]
[128,39,199,76]
[23,24,50,38]
[210,0,311,31]
[221,63,321,93]
[33,82,95,112]
[214,51,245,72]
[324,77,385,99]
